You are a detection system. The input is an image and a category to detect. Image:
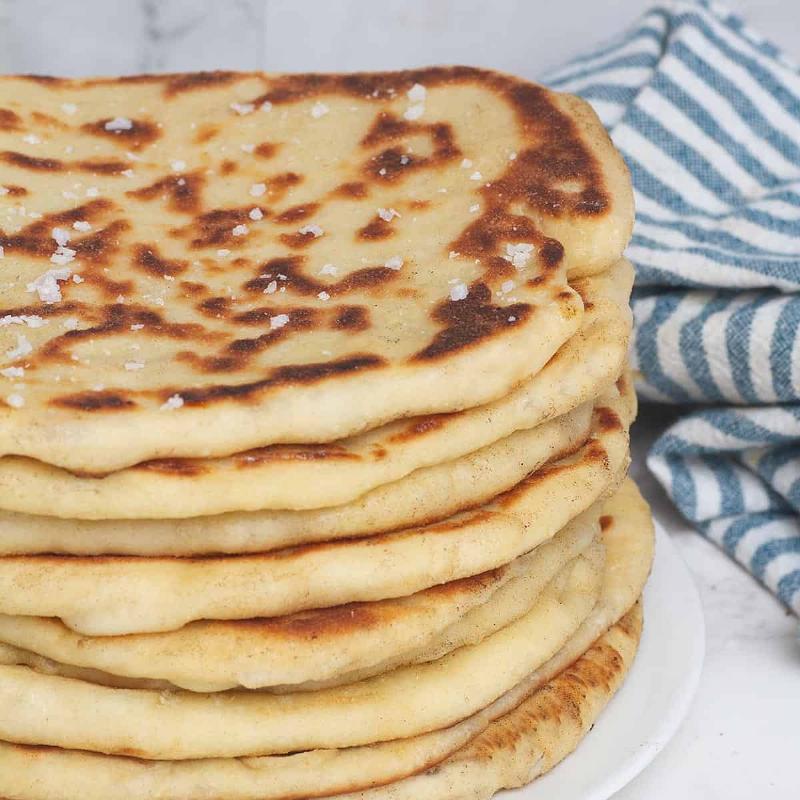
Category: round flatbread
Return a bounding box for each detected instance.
[0,478,653,790]
[0,382,632,636]
[0,552,603,759]
[0,261,632,519]
[0,604,642,800]
[0,520,599,692]
[0,68,632,473]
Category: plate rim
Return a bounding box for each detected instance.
[507,519,706,800]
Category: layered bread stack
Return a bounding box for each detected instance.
[0,67,652,799]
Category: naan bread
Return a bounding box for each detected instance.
[0,525,600,692]
[0,68,632,473]
[0,260,633,519]
[0,553,602,759]
[0,607,642,800]
[0,382,631,636]
[0,479,652,798]
[342,602,644,800]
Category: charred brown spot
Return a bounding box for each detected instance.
[135,459,207,477]
[194,124,219,144]
[334,181,368,199]
[77,159,131,175]
[414,282,532,361]
[387,414,452,444]
[220,159,237,176]
[409,199,430,210]
[450,208,548,278]
[82,117,161,151]
[275,203,319,224]
[595,407,621,431]
[0,109,22,130]
[198,296,232,317]
[541,239,565,268]
[52,391,136,412]
[178,207,255,248]
[18,74,68,86]
[173,354,385,405]
[180,281,208,297]
[164,70,238,97]
[599,514,614,532]
[235,443,360,466]
[254,142,279,159]
[230,601,382,638]
[1,150,63,171]
[357,216,394,240]
[2,184,27,197]
[361,114,460,182]
[263,171,303,202]
[0,200,117,259]
[133,244,187,278]
[244,259,400,298]
[232,305,319,328]
[127,173,204,215]
[279,230,320,248]
[333,305,370,331]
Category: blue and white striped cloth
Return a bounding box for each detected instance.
[545,0,800,615]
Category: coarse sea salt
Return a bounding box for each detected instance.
[384,256,403,271]
[6,333,32,360]
[27,268,72,303]
[160,394,184,411]
[299,224,323,238]
[449,282,469,302]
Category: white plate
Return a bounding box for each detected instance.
[507,522,705,800]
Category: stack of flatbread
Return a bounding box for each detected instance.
[0,67,652,799]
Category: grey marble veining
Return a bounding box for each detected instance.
[3,0,798,79]
[0,0,265,75]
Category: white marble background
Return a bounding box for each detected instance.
[0,1,798,798]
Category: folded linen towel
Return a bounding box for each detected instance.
[545,0,800,614]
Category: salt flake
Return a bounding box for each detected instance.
[449,282,469,302]
[104,117,133,132]
[270,314,290,330]
[384,256,403,271]
[6,333,32,360]
[230,102,255,116]
[299,224,323,238]
[27,268,72,303]
[160,394,184,411]
[378,207,401,222]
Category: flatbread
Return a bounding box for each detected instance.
[0,68,632,473]
[0,478,652,798]
[0,552,602,759]
[0,382,631,636]
[344,602,644,800]
[0,260,633,519]
[0,522,599,692]
[0,606,642,800]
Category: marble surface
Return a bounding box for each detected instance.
[0,1,797,797]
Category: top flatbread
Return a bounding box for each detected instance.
[0,67,632,471]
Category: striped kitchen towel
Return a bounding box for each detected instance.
[544,0,800,615]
